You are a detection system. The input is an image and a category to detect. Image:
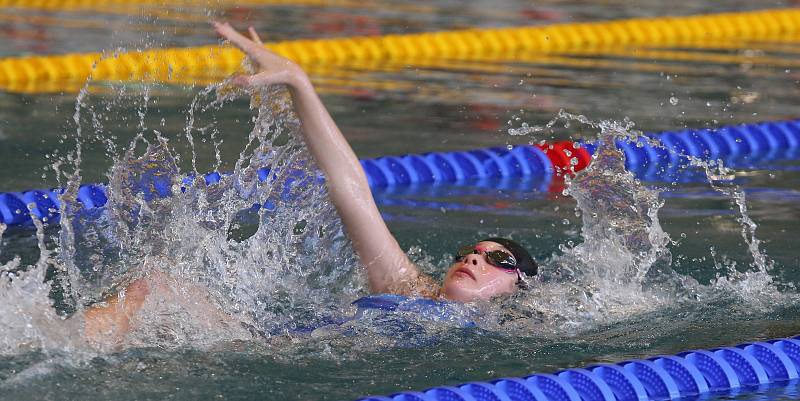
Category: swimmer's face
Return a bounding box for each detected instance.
[441,241,519,302]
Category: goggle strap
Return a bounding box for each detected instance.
[516,271,530,288]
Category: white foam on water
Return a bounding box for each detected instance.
[0,84,796,358]
[0,80,362,354]
[0,209,84,355]
[490,111,798,336]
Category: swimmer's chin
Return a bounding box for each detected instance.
[441,278,517,303]
[441,283,492,303]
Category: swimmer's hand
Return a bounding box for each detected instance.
[213,21,310,89]
[83,277,150,350]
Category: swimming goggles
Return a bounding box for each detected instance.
[454,245,518,271]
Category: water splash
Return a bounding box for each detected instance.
[498,110,794,335]
[0,84,795,357]
[690,159,773,274]
[99,83,362,343]
[0,208,83,355]
[562,117,672,285]
[491,114,682,334]
[0,79,364,353]
[686,149,788,312]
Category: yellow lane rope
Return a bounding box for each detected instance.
[2,47,791,97]
[0,8,797,94]
[0,0,430,16]
[1,40,796,95]
[0,0,362,10]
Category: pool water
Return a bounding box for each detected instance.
[1,1,800,400]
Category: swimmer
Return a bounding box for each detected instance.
[84,23,538,346]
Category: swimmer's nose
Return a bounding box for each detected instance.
[464,253,480,266]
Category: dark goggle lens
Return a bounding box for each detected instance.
[485,250,517,270]
[456,245,476,258]
[454,246,517,270]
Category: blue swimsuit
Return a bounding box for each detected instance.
[252,294,476,338]
[351,294,476,327]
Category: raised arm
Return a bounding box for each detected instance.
[214,22,437,296]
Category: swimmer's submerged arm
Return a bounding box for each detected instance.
[83,277,149,348]
[214,23,435,296]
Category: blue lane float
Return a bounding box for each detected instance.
[356,336,800,401]
[359,145,556,188]
[610,119,800,182]
[1,118,799,226]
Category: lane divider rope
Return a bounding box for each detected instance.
[1,8,798,92]
[355,336,800,401]
[0,0,385,13]
[1,118,798,226]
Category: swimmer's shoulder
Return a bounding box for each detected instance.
[383,270,441,300]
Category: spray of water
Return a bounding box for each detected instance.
[686,145,789,311]
[486,113,681,334]
[0,81,795,356]
[0,78,367,354]
[493,110,794,336]
[0,206,83,355]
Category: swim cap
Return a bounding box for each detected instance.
[481,237,538,277]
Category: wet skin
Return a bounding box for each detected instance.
[441,241,520,302]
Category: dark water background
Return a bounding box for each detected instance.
[1,1,800,400]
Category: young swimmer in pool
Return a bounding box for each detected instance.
[83,23,538,345]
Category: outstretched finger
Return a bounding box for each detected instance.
[213,21,258,53]
[247,26,264,46]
